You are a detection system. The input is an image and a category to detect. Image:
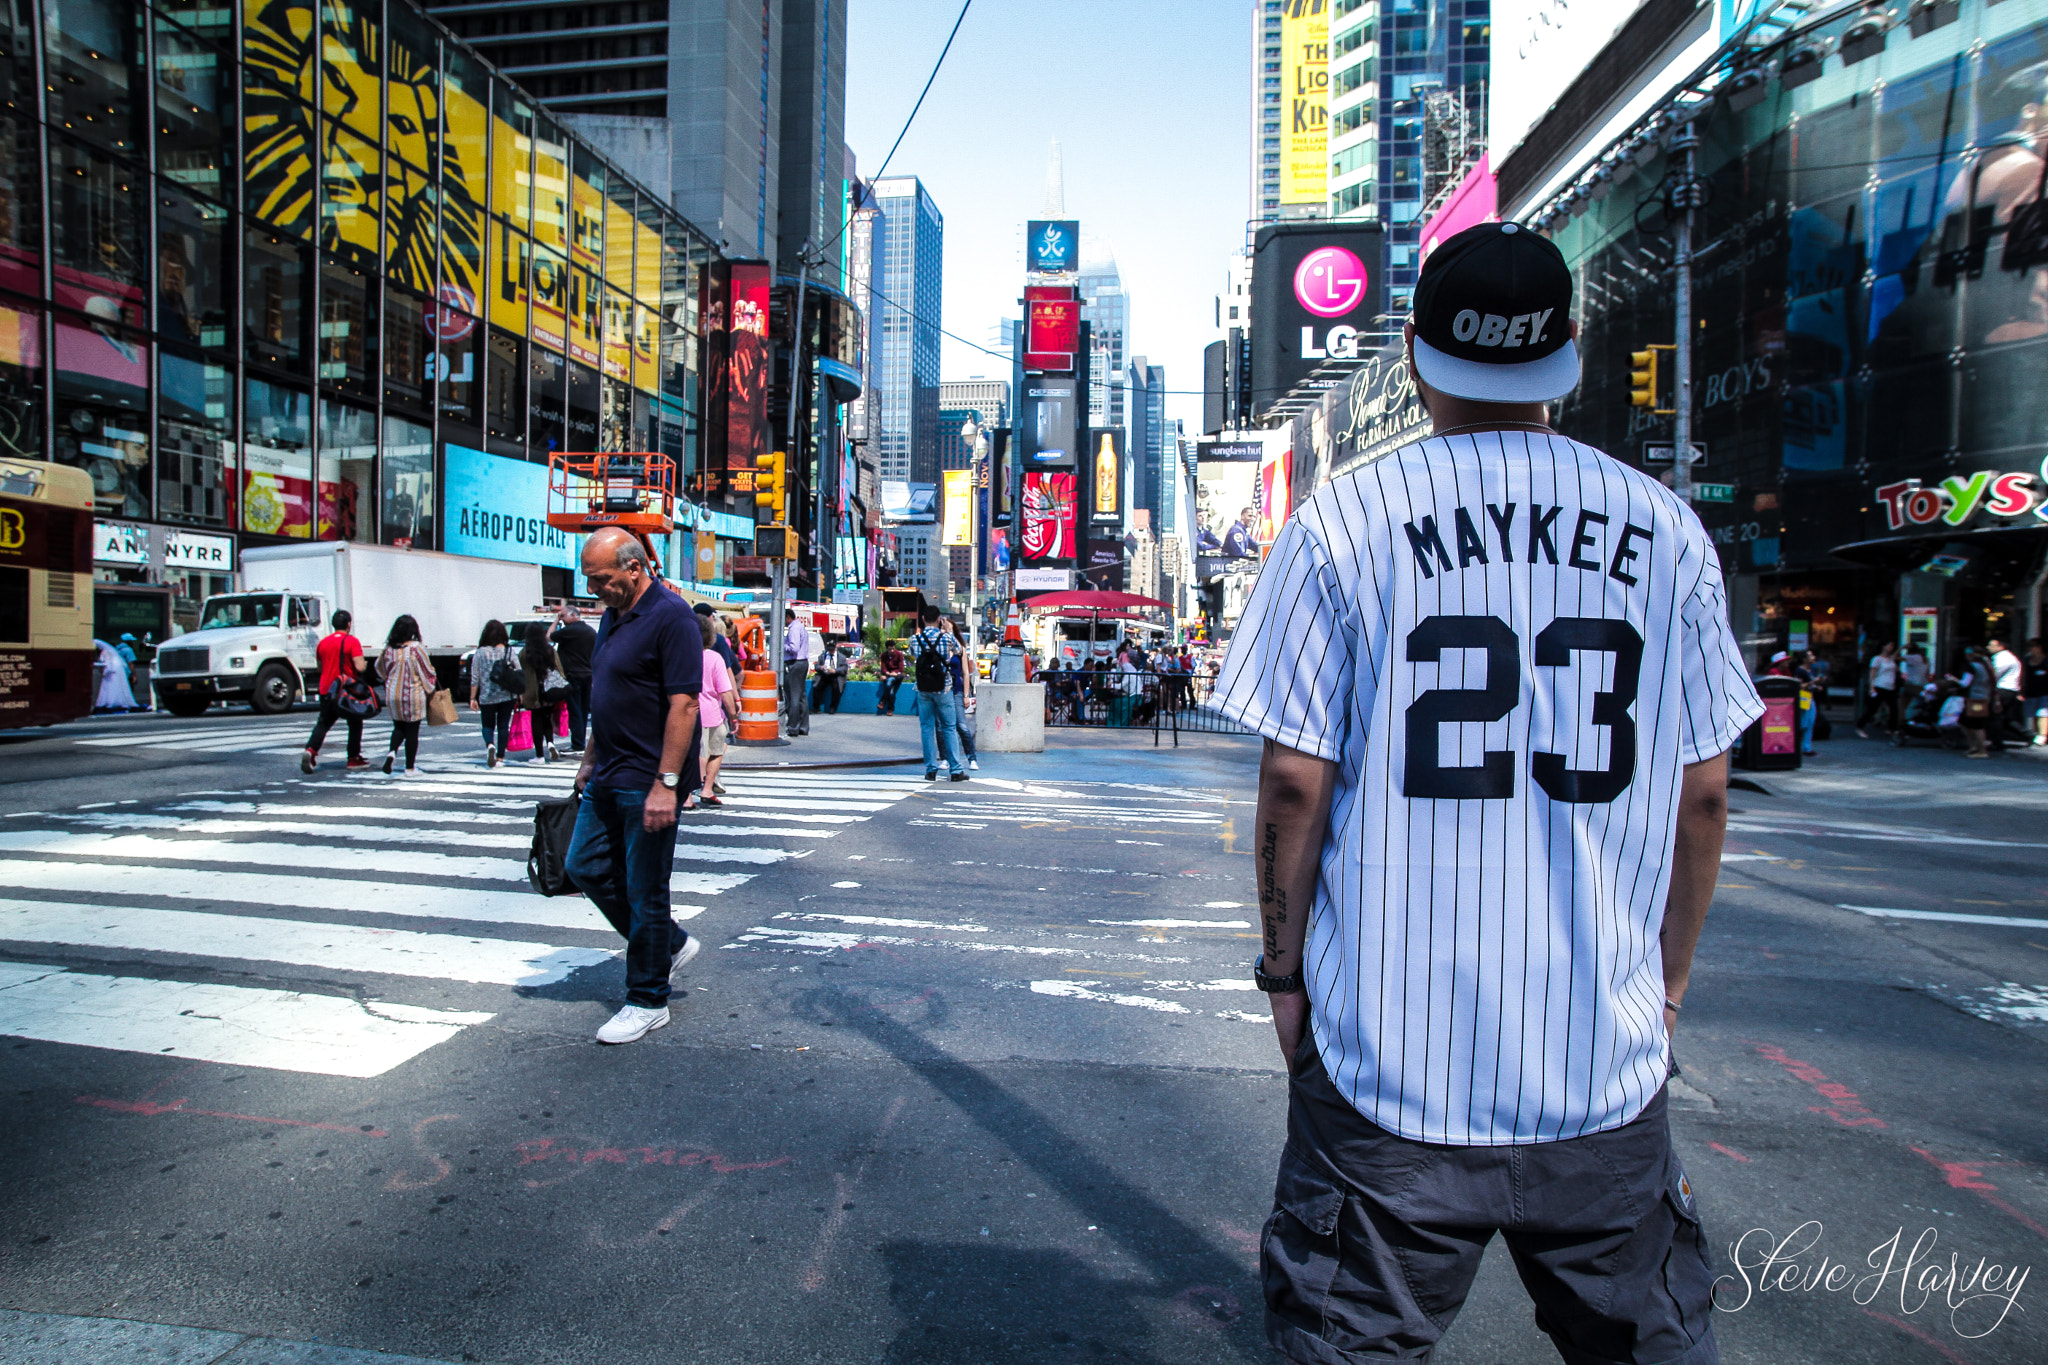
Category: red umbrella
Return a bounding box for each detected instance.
[1019,589,1172,611]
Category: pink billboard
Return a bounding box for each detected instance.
[1416,155,1498,266]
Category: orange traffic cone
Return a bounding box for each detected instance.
[1002,602,1023,644]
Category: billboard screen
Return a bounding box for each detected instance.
[1025,285,1080,371]
[444,443,582,569]
[1250,221,1386,415]
[1019,377,1079,469]
[1022,472,1076,561]
[1025,220,1079,274]
[1491,0,1646,161]
[1280,0,1329,206]
[942,468,974,547]
[1089,429,1123,524]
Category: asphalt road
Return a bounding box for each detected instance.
[1,710,2043,1364]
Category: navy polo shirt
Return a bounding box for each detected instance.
[590,582,703,790]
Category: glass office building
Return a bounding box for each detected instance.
[22,0,723,611]
[1544,0,2048,668]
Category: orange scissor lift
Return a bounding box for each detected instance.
[544,450,775,738]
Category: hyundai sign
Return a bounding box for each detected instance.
[1025,220,1079,274]
[1249,221,1386,416]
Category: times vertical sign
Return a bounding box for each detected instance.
[1281,0,1329,207]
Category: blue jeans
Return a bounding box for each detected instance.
[565,674,591,750]
[564,784,685,1008]
[915,688,966,775]
[876,675,903,714]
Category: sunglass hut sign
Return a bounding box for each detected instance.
[1874,470,2048,531]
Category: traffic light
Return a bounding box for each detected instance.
[754,450,787,523]
[1629,349,1659,409]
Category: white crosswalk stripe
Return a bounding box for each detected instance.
[0,764,923,1077]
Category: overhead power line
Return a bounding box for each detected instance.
[811,0,974,265]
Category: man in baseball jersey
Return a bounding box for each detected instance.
[1214,222,1762,1365]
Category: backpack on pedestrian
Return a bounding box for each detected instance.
[913,631,950,693]
[488,647,524,696]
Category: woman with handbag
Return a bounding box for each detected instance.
[301,609,371,772]
[518,620,569,764]
[1956,646,1997,759]
[469,619,519,768]
[376,614,438,775]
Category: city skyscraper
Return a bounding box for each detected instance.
[937,379,1010,471]
[1075,251,1127,433]
[427,0,848,275]
[1326,0,1490,307]
[855,177,944,485]
[1127,359,1169,533]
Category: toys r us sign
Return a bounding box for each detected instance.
[1873,470,2047,532]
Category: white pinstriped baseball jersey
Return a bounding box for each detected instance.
[1214,431,1762,1146]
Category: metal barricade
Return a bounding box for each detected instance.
[1037,669,1255,746]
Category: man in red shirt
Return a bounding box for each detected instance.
[301,609,370,771]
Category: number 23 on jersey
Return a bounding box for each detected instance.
[1404,613,1644,804]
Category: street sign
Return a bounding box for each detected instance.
[1643,442,1707,465]
[1694,482,1735,502]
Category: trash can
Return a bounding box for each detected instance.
[1736,675,1803,770]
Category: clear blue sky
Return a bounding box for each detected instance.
[843,0,1250,434]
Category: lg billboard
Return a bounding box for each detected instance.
[1249,221,1386,417]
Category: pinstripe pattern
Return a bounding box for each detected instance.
[1215,432,1763,1146]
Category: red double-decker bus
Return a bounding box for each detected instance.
[0,457,95,729]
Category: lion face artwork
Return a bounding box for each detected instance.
[241,0,482,305]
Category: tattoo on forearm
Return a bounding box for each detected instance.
[1260,820,1285,958]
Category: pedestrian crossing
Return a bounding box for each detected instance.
[0,764,928,1079]
[73,718,334,757]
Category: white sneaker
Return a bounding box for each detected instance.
[486,745,499,769]
[670,933,701,983]
[546,742,562,762]
[969,758,980,770]
[528,757,548,766]
[596,1004,669,1045]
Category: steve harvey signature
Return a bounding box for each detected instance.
[1714,1222,2029,1338]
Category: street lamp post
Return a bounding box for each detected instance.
[959,416,990,681]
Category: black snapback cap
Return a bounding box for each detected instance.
[1410,222,1579,403]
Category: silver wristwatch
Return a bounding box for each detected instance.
[659,772,681,789]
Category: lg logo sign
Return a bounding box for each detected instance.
[1295,245,1371,362]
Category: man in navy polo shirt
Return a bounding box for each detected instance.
[566,527,705,1045]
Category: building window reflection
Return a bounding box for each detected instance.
[158,345,233,528]
[380,414,434,548]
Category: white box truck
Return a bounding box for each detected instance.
[151,543,544,717]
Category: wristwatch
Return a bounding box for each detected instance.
[659,772,681,790]
[1253,955,1305,995]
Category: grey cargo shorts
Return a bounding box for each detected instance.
[1263,1047,1719,1365]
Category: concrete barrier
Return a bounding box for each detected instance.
[979,683,1044,752]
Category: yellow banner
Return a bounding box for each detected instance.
[604,199,635,293]
[635,219,662,304]
[571,176,602,269]
[490,114,530,232]
[1280,0,1328,206]
[489,220,529,334]
[567,266,599,366]
[630,302,659,395]
[600,286,631,382]
[942,469,973,547]
[531,243,567,351]
[533,133,568,252]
